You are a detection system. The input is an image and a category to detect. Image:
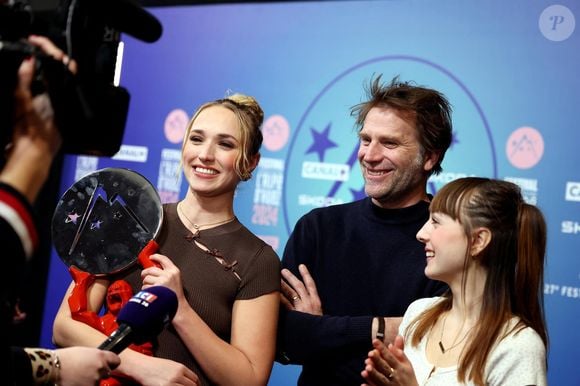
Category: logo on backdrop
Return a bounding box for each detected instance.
[252,116,290,251]
[164,109,189,144]
[262,115,290,152]
[157,148,182,203]
[282,55,496,234]
[111,145,149,163]
[504,176,539,205]
[427,171,477,196]
[566,182,580,202]
[253,157,284,228]
[75,156,99,181]
[545,283,580,299]
[301,161,350,181]
[505,127,544,169]
[562,220,580,235]
[539,5,576,42]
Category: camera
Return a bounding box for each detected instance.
[0,0,162,158]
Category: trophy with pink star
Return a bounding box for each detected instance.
[51,168,163,386]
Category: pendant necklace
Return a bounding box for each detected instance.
[438,314,475,354]
[178,202,235,231]
[178,202,241,282]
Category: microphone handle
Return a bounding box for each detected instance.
[98,324,133,354]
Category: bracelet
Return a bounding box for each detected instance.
[376,317,385,342]
[52,350,61,385]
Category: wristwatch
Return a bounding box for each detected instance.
[377,317,385,342]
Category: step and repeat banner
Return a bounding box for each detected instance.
[41,1,579,385]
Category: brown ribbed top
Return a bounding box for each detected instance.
[116,203,280,385]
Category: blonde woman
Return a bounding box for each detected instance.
[54,95,280,386]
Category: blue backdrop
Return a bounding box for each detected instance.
[41,1,580,385]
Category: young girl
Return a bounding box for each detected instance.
[53,94,280,386]
[361,177,547,386]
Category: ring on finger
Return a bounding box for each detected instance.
[291,295,300,302]
[387,367,395,380]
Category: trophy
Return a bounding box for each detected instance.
[52,168,163,385]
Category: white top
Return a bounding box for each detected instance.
[399,297,547,386]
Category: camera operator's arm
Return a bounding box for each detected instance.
[1,35,122,386]
[0,36,69,202]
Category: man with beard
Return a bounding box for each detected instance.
[277,75,453,385]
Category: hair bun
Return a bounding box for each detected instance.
[226,94,264,127]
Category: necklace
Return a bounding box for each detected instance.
[438,314,474,354]
[177,202,235,231]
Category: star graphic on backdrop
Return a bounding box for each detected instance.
[305,123,338,162]
[90,220,103,230]
[350,186,367,201]
[65,212,80,224]
[427,180,438,196]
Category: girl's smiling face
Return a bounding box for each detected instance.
[416,211,469,284]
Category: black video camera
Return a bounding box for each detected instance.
[0,0,162,158]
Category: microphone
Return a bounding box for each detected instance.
[98,286,178,354]
[102,0,163,43]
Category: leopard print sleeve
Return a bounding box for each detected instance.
[23,348,60,385]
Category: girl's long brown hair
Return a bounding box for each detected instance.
[406,177,547,385]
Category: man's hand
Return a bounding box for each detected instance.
[280,264,323,315]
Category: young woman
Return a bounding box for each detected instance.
[53,95,281,386]
[361,177,548,386]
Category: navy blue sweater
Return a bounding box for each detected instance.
[278,197,446,386]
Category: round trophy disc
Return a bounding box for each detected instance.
[51,168,163,276]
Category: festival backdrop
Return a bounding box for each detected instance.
[40,1,579,385]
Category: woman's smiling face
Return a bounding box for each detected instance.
[182,105,242,198]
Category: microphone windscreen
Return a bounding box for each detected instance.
[117,286,178,338]
[103,0,163,43]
